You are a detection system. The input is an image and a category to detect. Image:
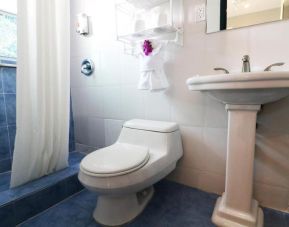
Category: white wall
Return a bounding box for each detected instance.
[70,0,289,212]
[207,0,220,33]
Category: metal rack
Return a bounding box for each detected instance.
[115,0,183,55]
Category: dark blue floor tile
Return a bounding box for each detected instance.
[8,125,16,154]
[67,189,96,211]
[69,112,75,143]
[8,166,78,199]
[20,197,93,227]
[129,181,216,227]
[68,151,85,166]
[0,152,84,206]
[0,152,86,225]
[69,140,76,152]
[0,69,3,94]
[0,126,10,160]
[284,212,289,227]
[0,203,15,227]
[0,189,12,205]
[65,175,84,197]
[4,94,16,125]
[2,67,16,94]
[263,207,287,227]
[69,95,75,153]
[0,172,11,192]
[13,190,45,224]
[14,180,68,224]
[0,158,11,173]
[19,180,289,227]
[86,221,102,227]
[0,95,6,127]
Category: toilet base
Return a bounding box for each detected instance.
[93,186,154,226]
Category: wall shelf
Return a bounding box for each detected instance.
[115,0,183,54]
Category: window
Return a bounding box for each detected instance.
[0,0,17,66]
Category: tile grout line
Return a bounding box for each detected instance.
[16,189,86,227]
[1,68,17,171]
[0,153,84,207]
[0,171,11,176]
[0,68,13,160]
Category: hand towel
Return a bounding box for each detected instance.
[137,41,169,91]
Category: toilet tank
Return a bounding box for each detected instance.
[117,119,183,160]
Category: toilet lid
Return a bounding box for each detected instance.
[80,143,150,177]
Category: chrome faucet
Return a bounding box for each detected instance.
[242,55,251,72]
[215,56,285,75]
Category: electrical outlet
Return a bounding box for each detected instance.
[195,4,206,22]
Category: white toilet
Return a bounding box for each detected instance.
[78,119,183,226]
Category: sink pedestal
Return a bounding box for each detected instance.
[212,104,263,227]
[187,69,289,226]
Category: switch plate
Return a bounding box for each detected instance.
[195,4,206,22]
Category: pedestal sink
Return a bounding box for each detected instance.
[186,71,289,227]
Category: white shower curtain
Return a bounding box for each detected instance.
[11,0,70,187]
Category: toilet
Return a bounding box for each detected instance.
[78,119,183,226]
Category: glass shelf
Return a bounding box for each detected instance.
[116,0,183,54]
[117,25,179,41]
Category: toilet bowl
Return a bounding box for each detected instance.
[78,119,183,226]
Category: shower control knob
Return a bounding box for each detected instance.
[81,59,94,76]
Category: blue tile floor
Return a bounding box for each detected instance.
[0,151,85,206]
[20,180,289,227]
[0,172,10,193]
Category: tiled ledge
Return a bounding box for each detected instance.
[0,151,85,226]
[0,158,11,173]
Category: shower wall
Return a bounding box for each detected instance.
[0,66,76,174]
[0,66,16,173]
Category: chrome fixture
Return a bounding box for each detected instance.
[214,67,229,74]
[242,55,251,73]
[264,62,285,71]
[81,59,94,76]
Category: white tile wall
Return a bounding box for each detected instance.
[70,0,289,211]
[120,86,145,120]
[101,86,122,119]
[104,119,124,146]
[254,182,289,212]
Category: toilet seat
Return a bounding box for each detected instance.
[80,143,150,177]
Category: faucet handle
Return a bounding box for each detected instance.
[242,55,250,62]
[214,67,229,74]
[264,62,285,71]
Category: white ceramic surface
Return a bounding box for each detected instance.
[80,143,149,176]
[124,119,179,133]
[78,119,183,226]
[187,71,289,104]
[187,71,289,227]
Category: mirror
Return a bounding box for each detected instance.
[207,0,289,33]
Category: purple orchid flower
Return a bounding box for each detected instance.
[143,40,153,56]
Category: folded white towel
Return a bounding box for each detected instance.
[137,41,169,92]
[127,0,167,9]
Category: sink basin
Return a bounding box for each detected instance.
[186,71,289,227]
[186,71,289,104]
